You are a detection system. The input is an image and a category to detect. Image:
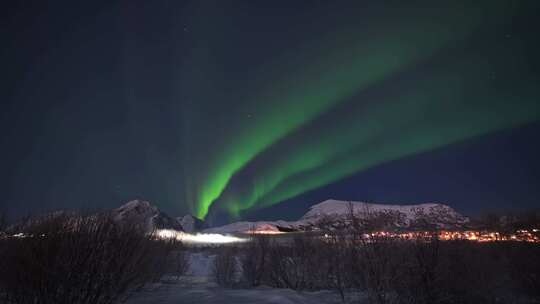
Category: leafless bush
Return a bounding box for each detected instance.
[0,213,179,304]
[343,202,401,303]
[320,232,350,301]
[241,235,270,287]
[473,209,540,240]
[355,236,402,304]
[507,242,540,301]
[168,248,190,280]
[439,242,511,303]
[234,206,540,303]
[213,246,238,287]
[394,235,441,304]
[266,236,321,290]
[236,232,540,303]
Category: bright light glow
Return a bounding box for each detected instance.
[244,230,285,235]
[154,229,248,244]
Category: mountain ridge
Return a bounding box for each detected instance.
[5,199,468,234]
[204,199,469,234]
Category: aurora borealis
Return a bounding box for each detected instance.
[191,1,540,219]
[1,1,540,222]
[192,3,497,218]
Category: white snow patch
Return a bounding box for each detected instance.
[203,221,289,234]
[126,252,353,304]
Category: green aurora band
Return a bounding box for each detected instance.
[194,4,507,219]
[221,52,540,216]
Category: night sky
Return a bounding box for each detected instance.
[1,1,539,223]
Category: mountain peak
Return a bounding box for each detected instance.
[204,199,469,234]
[114,200,156,217]
[112,200,183,232]
[302,199,453,220]
[177,214,207,232]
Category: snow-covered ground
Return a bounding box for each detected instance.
[126,252,353,304]
[127,283,341,304]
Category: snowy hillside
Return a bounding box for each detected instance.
[177,214,207,232]
[6,199,467,235]
[126,252,345,304]
[300,199,468,226]
[112,200,183,232]
[204,199,468,234]
[203,221,291,234]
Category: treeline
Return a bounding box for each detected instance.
[213,208,540,304]
[472,210,540,234]
[0,213,188,304]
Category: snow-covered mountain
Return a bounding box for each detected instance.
[112,200,183,232]
[6,200,183,234]
[5,199,468,235]
[177,214,207,232]
[5,210,77,234]
[204,199,469,234]
[204,220,292,234]
[300,199,468,227]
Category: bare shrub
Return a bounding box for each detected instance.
[168,248,190,280]
[320,232,350,301]
[222,206,540,303]
[256,232,538,303]
[343,202,400,303]
[241,235,270,287]
[398,235,441,304]
[0,213,177,304]
[438,242,507,304]
[507,242,540,301]
[390,236,440,304]
[213,246,238,287]
[266,236,317,290]
[356,236,402,304]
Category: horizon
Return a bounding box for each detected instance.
[4,197,538,227]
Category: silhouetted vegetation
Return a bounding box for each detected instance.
[0,213,188,304]
[1,207,539,303]
[212,246,238,287]
[230,209,540,304]
[241,234,270,287]
[472,210,540,238]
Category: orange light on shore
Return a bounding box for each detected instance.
[359,230,539,243]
